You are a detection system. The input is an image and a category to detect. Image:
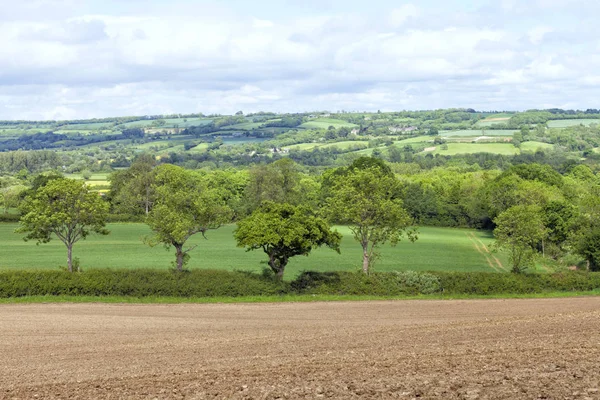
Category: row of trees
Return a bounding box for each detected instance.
[17,157,417,277]
[14,154,600,275]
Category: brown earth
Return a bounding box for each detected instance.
[1,298,600,399]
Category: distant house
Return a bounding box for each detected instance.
[350,128,360,135]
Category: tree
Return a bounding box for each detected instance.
[575,223,600,271]
[0,184,27,214]
[493,205,547,273]
[234,202,341,279]
[145,165,233,271]
[242,158,305,214]
[325,158,416,273]
[108,154,156,216]
[17,178,109,272]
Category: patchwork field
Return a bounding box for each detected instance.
[0,224,508,275]
[429,143,519,155]
[547,119,600,128]
[441,129,517,137]
[2,298,599,399]
[299,118,358,129]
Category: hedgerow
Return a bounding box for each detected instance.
[0,269,599,298]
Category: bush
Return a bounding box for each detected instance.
[0,269,288,298]
[291,270,442,295]
[431,271,600,295]
[0,213,20,222]
[1,269,599,299]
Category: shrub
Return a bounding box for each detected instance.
[0,269,288,298]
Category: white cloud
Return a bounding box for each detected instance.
[0,0,598,119]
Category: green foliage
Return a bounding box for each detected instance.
[234,202,341,279]
[145,164,233,271]
[17,178,109,272]
[325,158,416,273]
[4,269,597,298]
[575,224,600,271]
[433,271,600,295]
[108,154,156,215]
[291,271,441,295]
[0,269,287,298]
[493,205,547,273]
[242,158,310,214]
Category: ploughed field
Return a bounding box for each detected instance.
[2,298,600,399]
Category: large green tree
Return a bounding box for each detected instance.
[493,205,547,273]
[108,154,156,216]
[234,202,341,279]
[325,158,416,273]
[145,165,233,271]
[17,178,109,272]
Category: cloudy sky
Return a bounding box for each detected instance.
[0,0,598,120]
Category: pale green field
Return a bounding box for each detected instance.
[0,224,506,275]
[286,142,321,151]
[429,143,519,155]
[300,118,358,129]
[441,130,517,137]
[187,143,210,152]
[222,122,264,130]
[547,119,600,128]
[520,141,553,152]
[58,122,114,130]
[394,136,432,144]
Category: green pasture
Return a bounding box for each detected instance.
[0,224,508,276]
[287,141,368,152]
[222,122,264,130]
[286,142,320,151]
[429,143,519,155]
[394,135,432,144]
[441,129,517,137]
[547,119,600,128]
[300,118,358,129]
[520,141,553,152]
[319,141,368,150]
[161,118,213,127]
[58,122,114,130]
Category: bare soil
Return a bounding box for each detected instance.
[1,298,600,399]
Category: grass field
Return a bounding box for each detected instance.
[521,141,553,152]
[547,119,600,128]
[441,129,517,137]
[58,122,115,130]
[0,224,508,276]
[429,143,519,155]
[394,135,432,144]
[299,118,358,129]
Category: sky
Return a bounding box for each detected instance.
[0,0,598,120]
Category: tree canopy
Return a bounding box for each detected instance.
[17,178,109,272]
[325,158,416,273]
[234,202,341,279]
[145,165,233,271]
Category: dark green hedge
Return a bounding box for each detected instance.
[1,269,599,298]
[0,269,288,298]
[432,271,600,295]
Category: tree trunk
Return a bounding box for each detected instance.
[362,245,369,274]
[67,244,73,273]
[175,245,184,271]
[145,186,150,215]
[268,255,286,280]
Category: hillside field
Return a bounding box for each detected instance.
[0,224,510,276]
